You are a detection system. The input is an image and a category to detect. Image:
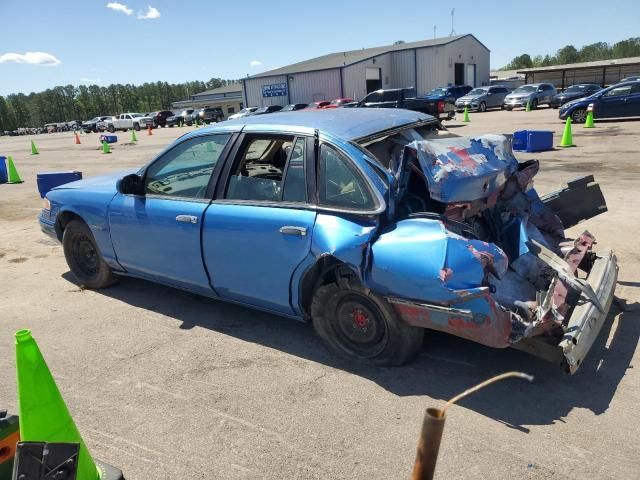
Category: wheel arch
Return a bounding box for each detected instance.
[54,210,85,241]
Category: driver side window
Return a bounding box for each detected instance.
[145,134,230,199]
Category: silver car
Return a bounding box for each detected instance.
[503,83,557,110]
[455,85,510,112]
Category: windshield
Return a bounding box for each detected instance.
[131,113,142,118]
[428,88,447,95]
[513,86,536,93]
[281,105,294,111]
[89,117,101,122]
[468,88,488,96]
[566,85,590,92]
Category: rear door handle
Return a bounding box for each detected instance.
[176,215,198,224]
[279,226,307,236]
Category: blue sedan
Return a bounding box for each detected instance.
[559,80,640,122]
[40,109,617,371]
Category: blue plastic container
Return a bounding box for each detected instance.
[512,130,554,152]
[99,134,118,144]
[36,171,83,198]
[0,156,7,184]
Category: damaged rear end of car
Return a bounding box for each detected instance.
[360,130,617,373]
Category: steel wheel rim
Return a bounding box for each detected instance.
[71,232,98,278]
[332,294,388,358]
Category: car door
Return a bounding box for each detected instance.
[621,83,640,117]
[202,133,316,315]
[108,133,234,295]
[595,84,633,118]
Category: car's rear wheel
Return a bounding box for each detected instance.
[134,123,141,131]
[63,219,118,289]
[478,101,486,112]
[571,108,587,124]
[107,125,115,133]
[311,276,423,366]
[505,106,512,111]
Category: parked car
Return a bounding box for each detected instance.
[559,80,640,123]
[503,83,556,110]
[455,86,510,112]
[227,107,258,120]
[423,85,472,103]
[39,108,616,372]
[105,113,150,132]
[148,110,174,128]
[137,114,155,129]
[281,103,308,111]
[305,101,331,109]
[249,105,283,116]
[166,109,194,127]
[323,98,354,109]
[550,84,602,108]
[357,88,455,120]
[620,75,640,82]
[196,107,225,124]
[81,116,111,133]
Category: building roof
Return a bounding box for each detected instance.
[517,56,640,74]
[248,34,488,79]
[192,83,243,98]
[195,108,434,141]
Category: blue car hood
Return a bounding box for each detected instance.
[394,134,518,203]
[51,169,135,193]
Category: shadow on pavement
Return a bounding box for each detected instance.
[70,272,638,431]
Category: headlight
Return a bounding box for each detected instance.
[43,198,51,210]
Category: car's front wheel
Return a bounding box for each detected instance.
[311,276,423,366]
[107,125,115,133]
[133,123,141,131]
[571,108,587,123]
[62,219,118,289]
[478,101,486,112]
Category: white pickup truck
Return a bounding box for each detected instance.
[105,113,152,132]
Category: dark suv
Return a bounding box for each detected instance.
[149,110,174,127]
[197,107,225,124]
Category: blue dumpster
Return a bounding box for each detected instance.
[36,171,83,198]
[99,134,117,144]
[0,156,7,184]
[512,130,554,152]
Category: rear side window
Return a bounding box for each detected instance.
[318,144,375,210]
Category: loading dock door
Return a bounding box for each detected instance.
[454,63,465,85]
[466,64,476,87]
[366,68,382,93]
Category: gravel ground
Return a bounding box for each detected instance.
[0,109,638,479]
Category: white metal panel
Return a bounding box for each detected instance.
[342,52,392,101]
[243,75,289,107]
[443,36,490,87]
[416,46,448,95]
[390,49,416,89]
[288,69,342,103]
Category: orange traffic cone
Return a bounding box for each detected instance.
[75,132,81,144]
[147,125,152,136]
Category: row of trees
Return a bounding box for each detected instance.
[500,37,640,70]
[0,78,238,131]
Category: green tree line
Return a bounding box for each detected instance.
[500,37,640,70]
[0,78,237,131]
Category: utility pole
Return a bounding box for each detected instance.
[449,8,456,36]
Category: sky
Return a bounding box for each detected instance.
[1,0,639,96]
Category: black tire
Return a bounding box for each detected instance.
[107,125,115,133]
[506,106,512,111]
[571,108,587,124]
[133,123,141,131]
[62,219,118,289]
[311,276,424,366]
[500,104,505,110]
[478,101,486,112]
[531,99,538,110]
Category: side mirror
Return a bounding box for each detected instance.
[117,173,145,195]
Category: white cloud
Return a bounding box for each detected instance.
[138,5,160,19]
[250,60,263,67]
[106,2,133,15]
[0,52,61,66]
[80,77,102,83]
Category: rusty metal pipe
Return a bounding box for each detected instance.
[411,407,445,480]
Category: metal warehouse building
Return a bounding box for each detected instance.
[517,57,640,90]
[242,34,489,107]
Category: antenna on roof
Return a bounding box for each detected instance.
[433,25,436,39]
[449,8,456,36]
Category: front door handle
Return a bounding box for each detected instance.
[279,226,307,236]
[176,215,198,224]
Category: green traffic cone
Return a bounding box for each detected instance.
[525,99,531,112]
[131,130,137,142]
[30,140,39,155]
[15,329,100,480]
[584,111,595,128]
[6,155,23,184]
[462,106,470,123]
[558,117,575,147]
[102,140,111,154]
[194,118,199,127]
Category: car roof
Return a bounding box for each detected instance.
[189,108,434,141]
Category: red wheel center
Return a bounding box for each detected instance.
[353,309,369,328]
